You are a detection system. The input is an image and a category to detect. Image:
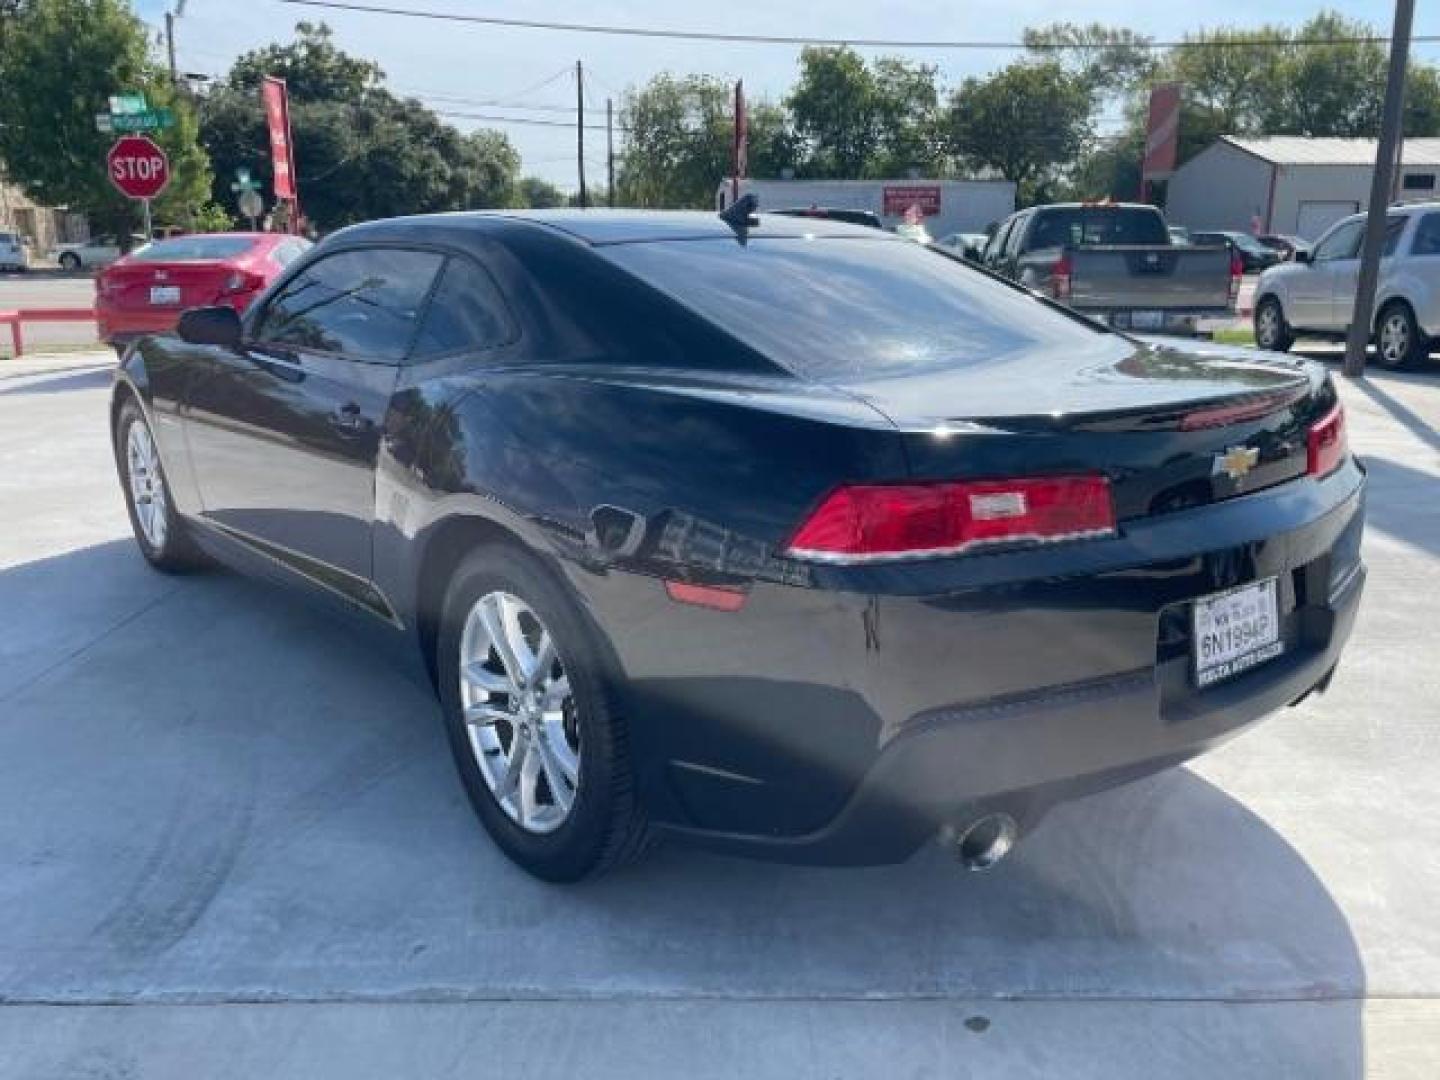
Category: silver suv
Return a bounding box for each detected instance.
[1253,201,1440,369]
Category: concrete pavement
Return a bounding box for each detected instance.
[0,273,99,352]
[1,349,1438,1076]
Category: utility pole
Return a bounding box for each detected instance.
[606,98,615,208]
[165,11,178,86]
[1343,0,1414,378]
[164,1,186,87]
[576,60,588,209]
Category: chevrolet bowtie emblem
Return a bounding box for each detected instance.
[1214,445,1260,480]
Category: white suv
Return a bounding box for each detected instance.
[1253,201,1440,369]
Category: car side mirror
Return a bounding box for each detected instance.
[177,305,242,348]
[1293,249,1312,264]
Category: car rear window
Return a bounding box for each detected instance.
[128,236,257,262]
[602,236,1104,380]
[1027,207,1169,249]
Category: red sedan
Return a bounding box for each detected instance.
[97,233,311,349]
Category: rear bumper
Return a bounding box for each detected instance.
[96,305,180,344]
[586,462,1367,865]
[665,561,1361,864]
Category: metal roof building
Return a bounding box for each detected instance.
[1165,136,1440,240]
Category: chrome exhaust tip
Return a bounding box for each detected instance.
[952,813,1019,871]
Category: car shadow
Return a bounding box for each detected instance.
[1354,455,1440,557]
[1345,372,1440,455]
[0,365,113,396]
[0,540,1365,1074]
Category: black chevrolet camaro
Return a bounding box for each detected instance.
[111,210,1365,882]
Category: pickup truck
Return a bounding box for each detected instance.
[983,202,1240,335]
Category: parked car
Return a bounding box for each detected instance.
[111,209,1365,882]
[768,207,884,230]
[934,231,990,260]
[1253,202,1436,368]
[1258,234,1313,262]
[0,231,30,271]
[985,202,1238,334]
[1189,230,1283,273]
[48,234,142,270]
[97,232,312,351]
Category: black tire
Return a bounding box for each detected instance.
[114,397,207,572]
[436,544,651,882]
[1254,296,1294,352]
[1374,300,1427,371]
[59,252,80,271]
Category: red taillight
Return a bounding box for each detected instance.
[1307,403,1347,478]
[785,476,1116,563]
[220,269,264,295]
[1228,250,1243,305]
[1052,254,1073,301]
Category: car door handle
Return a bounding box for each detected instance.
[328,401,368,434]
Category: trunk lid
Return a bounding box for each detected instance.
[1067,245,1233,311]
[101,258,243,311]
[825,337,1326,520]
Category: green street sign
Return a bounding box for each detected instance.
[109,93,148,116]
[108,108,175,133]
[231,168,261,195]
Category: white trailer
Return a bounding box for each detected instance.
[716,177,1016,239]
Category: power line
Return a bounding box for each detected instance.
[278,0,1440,50]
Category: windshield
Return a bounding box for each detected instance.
[1028,207,1169,249]
[127,236,258,262]
[603,236,1104,381]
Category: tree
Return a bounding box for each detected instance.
[1024,22,1158,97]
[945,60,1094,203]
[0,0,214,232]
[869,57,943,176]
[197,23,519,230]
[517,176,565,209]
[787,47,878,178]
[616,74,731,207]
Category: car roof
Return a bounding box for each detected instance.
[331,209,898,247]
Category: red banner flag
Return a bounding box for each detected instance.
[1142,82,1182,179]
[262,76,297,203]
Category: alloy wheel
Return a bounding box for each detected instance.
[1256,303,1280,347]
[126,420,168,550]
[458,590,580,834]
[1379,311,1410,365]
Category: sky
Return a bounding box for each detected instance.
[132,0,1440,191]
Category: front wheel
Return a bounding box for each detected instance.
[1375,301,1427,370]
[436,545,650,882]
[59,252,80,271]
[1254,297,1294,352]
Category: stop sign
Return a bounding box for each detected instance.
[107,135,170,200]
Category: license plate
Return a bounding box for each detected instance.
[1130,310,1164,329]
[149,285,181,305]
[1192,578,1283,688]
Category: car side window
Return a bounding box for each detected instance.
[1004,213,1029,258]
[410,256,516,360]
[1414,214,1440,256]
[986,218,1013,261]
[271,239,311,268]
[1312,220,1363,262]
[254,247,444,362]
[1382,217,1407,257]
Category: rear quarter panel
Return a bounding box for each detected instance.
[1376,257,1440,336]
